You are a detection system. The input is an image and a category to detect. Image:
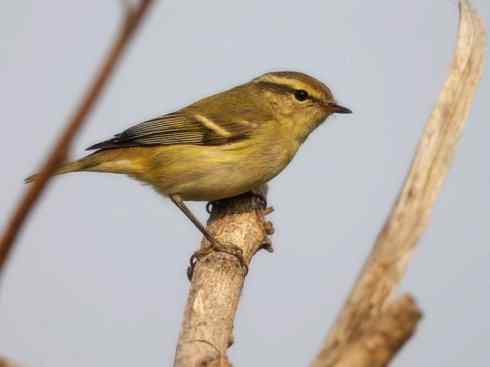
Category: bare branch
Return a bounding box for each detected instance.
[312,1,486,366]
[119,0,136,15]
[174,189,273,367]
[0,0,154,279]
[0,356,19,367]
[333,295,422,367]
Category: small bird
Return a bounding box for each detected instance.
[26,71,351,276]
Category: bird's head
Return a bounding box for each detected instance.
[252,71,351,142]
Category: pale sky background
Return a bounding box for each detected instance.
[0,1,489,366]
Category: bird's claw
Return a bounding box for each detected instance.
[205,201,215,214]
[187,241,248,280]
[206,190,267,215]
[249,191,267,210]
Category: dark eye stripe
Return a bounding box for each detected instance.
[257,80,326,106]
[257,81,292,94]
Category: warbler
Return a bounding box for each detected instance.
[26,71,351,276]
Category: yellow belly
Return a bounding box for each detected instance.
[138,140,298,201]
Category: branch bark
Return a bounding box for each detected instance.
[333,295,421,367]
[0,0,154,279]
[174,189,273,367]
[312,1,486,366]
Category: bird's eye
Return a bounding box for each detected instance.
[294,89,309,101]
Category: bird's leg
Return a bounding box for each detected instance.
[169,195,248,280]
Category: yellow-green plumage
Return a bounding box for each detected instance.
[27,71,351,202]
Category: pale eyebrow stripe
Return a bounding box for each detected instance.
[255,80,325,106]
[256,74,303,88]
[192,113,232,137]
[255,75,323,101]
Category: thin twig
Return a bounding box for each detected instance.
[312,1,486,366]
[174,189,273,367]
[0,0,154,279]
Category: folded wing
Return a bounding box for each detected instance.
[87,111,257,150]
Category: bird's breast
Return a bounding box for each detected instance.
[144,137,299,201]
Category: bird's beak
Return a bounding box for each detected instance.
[329,103,352,114]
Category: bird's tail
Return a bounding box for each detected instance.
[24,154,101,184]
[24,148,147,184]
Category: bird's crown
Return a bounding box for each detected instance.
[253,71,334,103]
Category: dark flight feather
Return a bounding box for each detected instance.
[86,111,256,151]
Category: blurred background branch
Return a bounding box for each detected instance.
[312,1,486,366]
[0,0,154,280]
[333,295,422,367]
[0,356,19,367]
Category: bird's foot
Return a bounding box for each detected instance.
[248,190,267,210]
[206,200,221,214]
[206,194,266,214]
[187,240,248,280]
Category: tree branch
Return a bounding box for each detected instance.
[0,356,19,367]
[0,0,154,279]
[174,188,274,367]
[312,1,486,366]
[333,295,422,367]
